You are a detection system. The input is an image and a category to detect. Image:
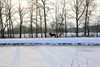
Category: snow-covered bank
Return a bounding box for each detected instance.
[0,38,100,43]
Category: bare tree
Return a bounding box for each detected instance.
[60,0,69,37]
[27,0,35,38]
[39,9,43,38]
[53,0,69,37]
[72,0,86,37]
[96,16,100,37]
[0,0,8,38]
[0,0,4,38]
[84,0,96,37]
[4,0,15,38]
[55,0,59,37]
[18,0,27,38]
[64,9,67,37]
[35,0,39,38]
[41,0,47,38]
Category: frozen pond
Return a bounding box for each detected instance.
[0,46,100,67]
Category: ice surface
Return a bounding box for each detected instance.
[0,46,100,67]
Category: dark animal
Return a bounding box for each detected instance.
[49,33,56,37]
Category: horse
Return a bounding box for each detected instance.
[49,33,56,37]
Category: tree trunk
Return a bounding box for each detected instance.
[65,9,67,37]
[39,10,43,38]
[84,0,89,37]
[76,19,79,37]
[36,0,38,38]
[44,0,47,38]
[19,18,23,38]
[87,17,90,37]
[30,14,33,38]
[0,1,4,38]
[55,2,58,38]
[96,24,98,37]
[84,22,87,36]
[76,0,79,37]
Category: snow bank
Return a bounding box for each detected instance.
[0,38,100,44]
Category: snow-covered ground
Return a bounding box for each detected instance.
[0,46,100,67]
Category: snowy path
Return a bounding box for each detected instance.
[0,46,100,67]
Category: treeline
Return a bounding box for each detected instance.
[2,24,100,37]
[0,0,100,38]
[7,25,100,33]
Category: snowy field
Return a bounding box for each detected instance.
[0,46,100,67]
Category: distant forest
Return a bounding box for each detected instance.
[8,25,100,34]
[2,24,100,38]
